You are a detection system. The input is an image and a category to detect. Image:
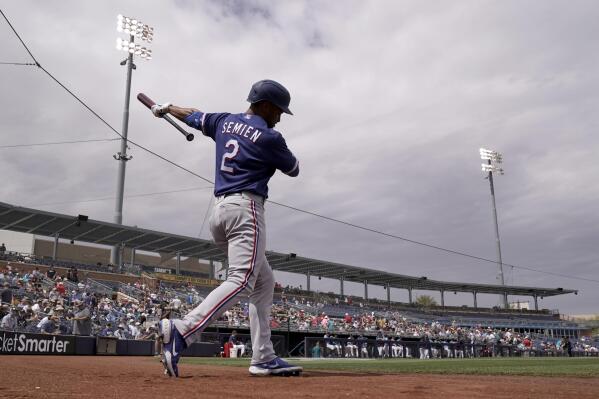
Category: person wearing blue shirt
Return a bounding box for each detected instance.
[152,79,301,378]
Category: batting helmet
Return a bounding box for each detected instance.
[247,79,293,115]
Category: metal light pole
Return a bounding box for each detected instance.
[480,148,507,309]
[111,15,153,267]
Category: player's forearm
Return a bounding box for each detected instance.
[167,105,201,122]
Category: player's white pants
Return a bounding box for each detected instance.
[345,344,357,357]
[326,344,338,357]
[419,347,430,359]
[392,345,403,358]
[234,344,245,357]
[174,193,275,366]
[361,346,369,358]
[444,345,452,358]
[455,349,464,358]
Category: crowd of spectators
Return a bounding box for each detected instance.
[1,258,597,359]
[0,262,189,340]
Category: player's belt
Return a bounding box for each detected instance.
[218,191,265,204]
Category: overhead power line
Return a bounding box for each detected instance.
[30,186,213,207]
[2,9,597,285]
[0,138,119,149]
[0,61,36,66]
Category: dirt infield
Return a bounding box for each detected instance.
[1,356,599,399]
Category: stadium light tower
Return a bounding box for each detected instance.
[111,15,153,267]
[480,147,507,309]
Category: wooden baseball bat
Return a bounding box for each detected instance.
[137,93,194,141]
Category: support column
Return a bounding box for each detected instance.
[387,284,391,304]
[52,233,59,260]
[440,290,445,307]
[533,294,539,311]
[364,280,368,300]
[224,259,229,278]
[118,243,125,273]
[408,287,413,304]
[503,292,508,308]
[209,259,215,279]
[340,276,344,297]
[176,252,181,276]
[130,248,136,269]
[473,291,478,308]
[306,273,311,292]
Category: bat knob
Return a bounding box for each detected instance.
[186,134,195,142]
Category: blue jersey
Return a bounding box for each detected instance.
[184,112,298,198]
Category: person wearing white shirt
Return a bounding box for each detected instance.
[1,309,17,330]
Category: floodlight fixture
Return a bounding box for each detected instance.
[116,14,154,43]
[480,148,503,163]
[481,164,504,174]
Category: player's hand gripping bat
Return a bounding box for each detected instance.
[137,93,194,141]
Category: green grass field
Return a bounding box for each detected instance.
[182,357,599,377]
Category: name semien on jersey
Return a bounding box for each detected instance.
[221,121,262,143]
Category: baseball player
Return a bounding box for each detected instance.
[152,79,302,377]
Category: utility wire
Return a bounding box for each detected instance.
[0,61,36,66]
[2,10,597,285]
[30,186,213,207]
[0,138,119,149]
[0,10,40,66]
[268,200,599,284]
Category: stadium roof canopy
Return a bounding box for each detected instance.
[0,201,576,298]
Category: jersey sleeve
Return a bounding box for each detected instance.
[183,112,230,140]
[269,132,299,176]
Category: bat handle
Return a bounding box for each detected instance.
[164,115,195,141]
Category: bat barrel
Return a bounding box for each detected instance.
[137,93,155,109]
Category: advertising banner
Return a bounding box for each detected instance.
[0,331,76,355]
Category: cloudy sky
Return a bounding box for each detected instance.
[1,1,598,314]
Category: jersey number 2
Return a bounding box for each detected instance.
[220,139,239,174]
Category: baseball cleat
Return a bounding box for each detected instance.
[248,357,303,376]
[159,319,187,377]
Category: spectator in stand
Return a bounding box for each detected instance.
[46,266,56,280]
[128,321,142,340]
[0,243,6,257]
[38,305,60,334]
[170,296,182,310]
[114,324,127,339]
[56,279,66,296]
[1,308,17,330]
[1,282,12,305]
[70,299,91,336]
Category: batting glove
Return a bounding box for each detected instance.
[151,102,171,117]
